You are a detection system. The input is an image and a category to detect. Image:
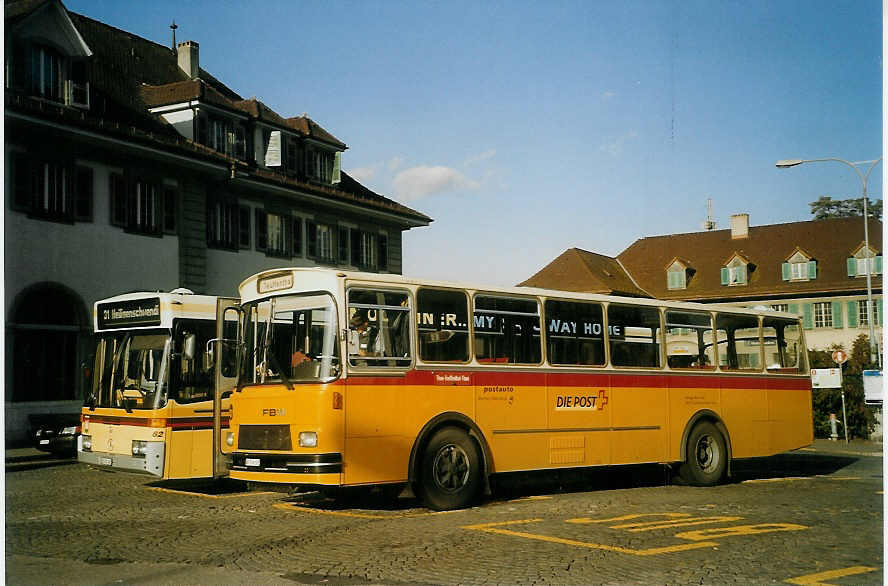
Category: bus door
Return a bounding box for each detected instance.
[212,297,240,479]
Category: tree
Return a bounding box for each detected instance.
[809,196,882,220]
[808,334,878,439]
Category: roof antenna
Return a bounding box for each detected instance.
[170,20,178,50]
[702,197,717,231]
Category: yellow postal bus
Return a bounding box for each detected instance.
[79,290,235,480]
[216,268,812,510]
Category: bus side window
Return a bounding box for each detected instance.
[347,288,412,368]
[714,313,761,371]
[417,288,469,363]
[545,299,605,366]
[763,317,802,373]
[608,304,661,368]
[473,295,541,365]
[665,310,715,370]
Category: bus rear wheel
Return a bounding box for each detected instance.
[419,427,482,511]
[680,421,727,486]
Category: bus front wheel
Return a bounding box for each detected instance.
[419,427,482,511]
[680,421,727,486]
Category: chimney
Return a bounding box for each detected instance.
[177,40,199,79]
[730,213,749,239]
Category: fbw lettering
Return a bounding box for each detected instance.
[261,408,286,416]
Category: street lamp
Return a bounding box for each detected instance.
[776,157,882,366]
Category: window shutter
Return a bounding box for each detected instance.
[351,228,360,266]
[831,301,843,328]
[846,301,858,328]
[781,262,790,281]
[802,303,813,330]
[720,267,729,285]
[338,226,349,263]
[378,234,388,271]
[878,299,883,324]
[255,209,268,251]
[788,303,799,318]
[737,265,747,284]
[332,152,341,184]
[807,260,817,280]
[12,153,33,211]
[306,221,317,257]
[875,256,883,275]
[847,258,857,277]
[292,217,302,256]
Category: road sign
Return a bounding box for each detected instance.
[863,370,883,405]
[832,350,848,365]
[811,368,842,389]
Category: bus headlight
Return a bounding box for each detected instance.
[61,426,78,435]
[226,432,235,447]
[298,431,318,448]
[81,435,92,451]
[132,440,148,457]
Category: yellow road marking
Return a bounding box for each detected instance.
[675,523,807,541]
[147,486,273,499]
[743,477,811,484]
[462,519,719,556]
[568,512,689,524]
[611,516,744,532]
[274,502,455,519]
[784,565,878,585]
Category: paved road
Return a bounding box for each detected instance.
[5,441,883,585]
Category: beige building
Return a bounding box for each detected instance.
[521,214,882,355]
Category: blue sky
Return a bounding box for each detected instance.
[67,0,883,286]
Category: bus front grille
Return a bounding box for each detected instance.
[238,425,292,451]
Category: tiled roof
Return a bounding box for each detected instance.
[287,116,346,149]
[5,0,427,225]
[617,217,883,301]
[518,248,650,297]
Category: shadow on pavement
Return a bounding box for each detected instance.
[729,452,859,482]
[146,477,250,495]
[5,452,79,473]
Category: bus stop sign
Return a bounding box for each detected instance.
[832,350,848,365]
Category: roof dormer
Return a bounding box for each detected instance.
[781,248,817,281]
[665,258,693,290]
[721,253,752,286]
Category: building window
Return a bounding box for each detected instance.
[848,250,882,277]
[69,59,89,107]
[858,300,880,327]
[10,153,73,221]
[771,304,789,313]
[667,268,686,290]
[30,44,64,102]
[266,212,291,258]
[307,222,335,262]
[197,114,246,160]
[285,138,300,175]
[207,196,238,249]
[359,231,377,269]
[782,251,816,281]
[721,258,748,286]
[813,302,833,328]
[74,166,93,222]
[305,148,334,183]
[238,205,251,249]
[128,180,162,235]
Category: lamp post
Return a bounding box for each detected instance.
[776,157,882,367]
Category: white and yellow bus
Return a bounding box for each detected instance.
[216,268,812,510]
[79,291,236,480]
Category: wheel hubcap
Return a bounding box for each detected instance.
[695,434,720,473]
[433,444,470,493]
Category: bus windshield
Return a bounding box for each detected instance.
[242,293,340,385]
[92,331,170,410]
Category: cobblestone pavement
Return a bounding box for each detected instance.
[5,441,883,585]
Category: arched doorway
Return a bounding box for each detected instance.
[8,283,89,403]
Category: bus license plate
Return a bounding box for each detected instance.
[245,458,260,467]
[101,457,112,466]
[39,439,49,445]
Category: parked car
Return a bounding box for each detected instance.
[30,414,81,457]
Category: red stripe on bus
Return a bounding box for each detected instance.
[347,369,810,390]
